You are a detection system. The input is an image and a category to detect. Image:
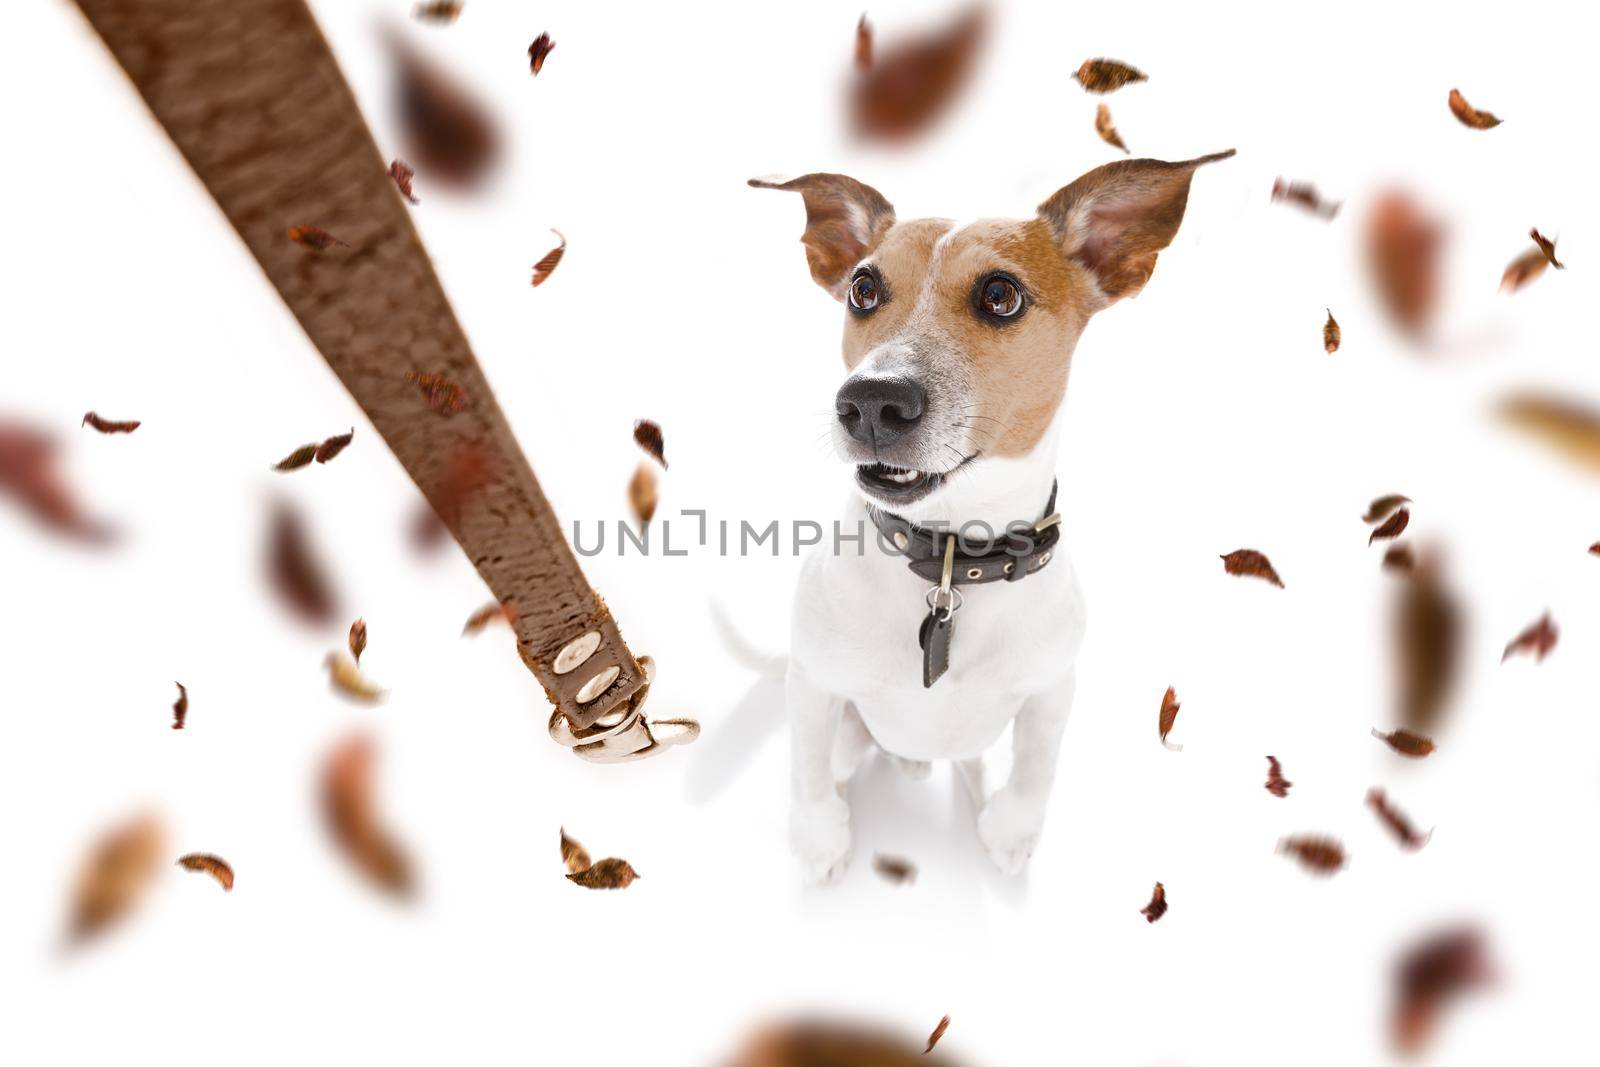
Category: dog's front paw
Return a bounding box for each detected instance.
[977,787,1047,875]
[790,795,852,885]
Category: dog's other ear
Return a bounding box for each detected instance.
[1038,150,1234,306]
[749,173,896,300]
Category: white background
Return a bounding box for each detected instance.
[2,1,1596,1063]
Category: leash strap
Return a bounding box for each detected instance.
[72,0,695,762]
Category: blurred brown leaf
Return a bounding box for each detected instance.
[1271,178,1340,220]
[1383,543,1416,573]
[389,34,499,187]
[559,828,592,877]
[1364,494,1411,524]
[177,853,235,891]
[265,500,339,626]
[848,5,988,143]
[67,811,166,946]
[1323,309,1340,353]
[567,857,639,890]
[1367,787,1431,850]
[1094,104,1128,152]
[171,681,188,730]
[412,1,462,24]
[1372,727,1436,758]
[1447,88,1501,129]
[1370,508,1410,545]
[1500,246,1548,293]
[1158,686,1182,751]
[531,229,566,286]
[1264,755,1291,798]
[287,224,346,253]
[325,650,386,703]
[1221,548,1284,588]
[633,419,667,468]
[1499,392,1600,474]
[1392,551,1460,734]
[1141,881,1167,922]
[1277,835,1345,874]
[388,158,420,204]
[727,1020,972,1067]
[1392,927,1493,1055]
[462,599,516,636]
[0,419,115,543]
[1501,611,1557,663]
[872,853,917,885]
[1366,190,1444,338]
[1529,227,1563,269]
[81,412,140,434]
[528,32,555,76]
[320,734,414,897]
[348,618,367,664]
[925,1015,951,1054]
[1073,57,1146,93]
[629,461,659,524]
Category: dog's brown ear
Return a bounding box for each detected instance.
[1038,150,1234,305]
[749,173,896,300]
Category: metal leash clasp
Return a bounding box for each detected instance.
[547,655,700,763]
[924,534,963,618]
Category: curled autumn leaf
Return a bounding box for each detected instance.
[66,811,166,946]
[171,681,188,730]
[633,419,667,468]
[1094,104,1128,153]
[925,1015,951,1054]
[177,853,235,891]
[314,428,353,464]
[848,5,988,143]
[1141,881,1167,923]
[388,32,499,187]
[1323,309,1340,354]
[1447,88,1501,129]
[1369,507,1410,545]
[629,460,659,524]
[559,828,593,876]
[320,733,414,897]
[1073,57,1146,93]
[0,419,115,543]
[1367,787,1431,850]
[1277,834,1345,875]
[1264,755,1291,798]
[348,618,367,664]
[567,857,640,890]
[1372,726,1435,758]
[1220,548,1284,588]
[325,650,386,703]
[412,1,462,24]
[1365,190,1444,339]
[264,500,339,626]
[405,370,467,416]
[531,229,566,287]
[388,158,420,204]
[528,32,555,76]
[82,412,140,434]
[1392,926,1493,1055]
[462,599,516,636]
[1158,686,1182,751]
[273,443,318,472]
[286,224,345,253]
[1271,178,1340,220]
[1502,611,1557,662]
[1364,494,1411,524]
[871,853,917,885]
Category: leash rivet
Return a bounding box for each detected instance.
[1040,551,1052,565]
[893,531,909,551]
[966,567,982,579]
[553,630,602,675]
[1003,562,1015,574]
[575,664,620,703]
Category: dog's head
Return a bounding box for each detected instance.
[752,152,1232,512]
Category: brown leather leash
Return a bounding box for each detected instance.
[72,0,695,762]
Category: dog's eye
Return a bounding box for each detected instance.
[848,271,881,312]
[978,276,1024,319]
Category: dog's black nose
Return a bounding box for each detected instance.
[835,376,927,448]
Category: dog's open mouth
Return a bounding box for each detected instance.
[855,455,975,505]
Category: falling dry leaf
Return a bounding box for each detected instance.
[388,32,499,187]
[1393,551,1460,735]
[527,32,555,76]
[1072,57,1146,93]
[1158,686,1183,751]
[1141,881,1167,923]
[559,828,592,876]
[405,370,467,416]
[388,158,420,203]
[1277,835,1346,875]
[320,733,414,897]
[412,1,463,23]
[1364,494,1412,524]
[1370,508,1410,545]
[1392,926,1493,1055]
[1367,787,1431,850]
[1500,246,1548,293]
[273,443,318,472]
[633,419,667,468]
[81,412,140,434]
[1502,612,1557,662]
[0,419,115,543]
[1529,228,1563,269]
[924,1015,951,1054]
[1383,543,1416,573]
[1372,727,1436,758]
[1264,755,1291,798]
[530,230,566,287]
[176,853,235,891]
[728,1020,969,1067]
[66,811,166,946]
[854,15,872,71]
[629,460,659,524]
[1322,309,1340,353]
[462,600,516,636]
[1366,190,1444,338]
[1221,548,1284,588]
[348,618,367,664]
[170,682,187,731]
[567,857,639,890]
[872,853,917,885]
[315,429,353,464]
[325,650,386,703]
[1589,542,1600,557]
[1271,178,1340,220]
[286,224,345,253]
[265,500,338,626]
[1447,88,1501,129]
[1093,103,1128,152]
[1499,392,1600,474]
[848,5,988,143]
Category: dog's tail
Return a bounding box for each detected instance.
[710,597,788,679]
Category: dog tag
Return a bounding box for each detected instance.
[919,607,953,688]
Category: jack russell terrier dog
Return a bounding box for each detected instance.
[746,150,1233,883]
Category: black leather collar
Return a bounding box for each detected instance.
[868,481,1061,586]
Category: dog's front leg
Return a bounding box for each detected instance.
[979,670,1076,874]
[787,666,851,884]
